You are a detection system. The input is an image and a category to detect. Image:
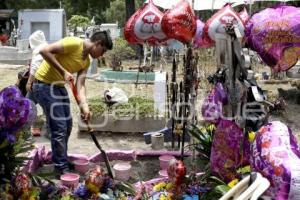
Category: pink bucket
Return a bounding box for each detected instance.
[159,155,175,170]
[159,169,168,178]
[60,173,80,188]
[74,159,89,174]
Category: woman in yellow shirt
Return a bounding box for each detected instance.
[32,31,112,175]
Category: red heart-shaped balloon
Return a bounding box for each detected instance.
[204,4,245,44]
[124,0,167,45]
[124,8,143,44]
[167,159,186,187]
[161,0,196,44]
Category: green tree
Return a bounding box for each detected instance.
[105,0,144,27]
[61,0,110,23]
[68,15,90,31]
[105,0,126,27]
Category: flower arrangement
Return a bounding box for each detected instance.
[0,86,253,200]
[0,86,36,183]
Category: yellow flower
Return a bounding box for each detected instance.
[165,183,173,190]
[207,124,216,132]
[248,131,256,143]
[0,140,9,149]
[228,179,239,188]
[200,127,207,133]
[153,182,166,191]
[86,183,99,193]
[5,184,10,192]
[159,193,172,200]
[237,165,251,175]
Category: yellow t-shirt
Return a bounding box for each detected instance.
[35,37,90,84]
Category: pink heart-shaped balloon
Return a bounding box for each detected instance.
[193,19,206,48]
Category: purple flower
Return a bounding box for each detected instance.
[0,131,16,144]
[74,184,89,198]
[186,185,208,195]
[43,184,57,194]
[101,176,114,193]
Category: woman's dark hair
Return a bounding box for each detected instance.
[90,30,113,50]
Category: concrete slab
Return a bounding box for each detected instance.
[0,46,31,65]
[0,63,25,69]
[78,115,166,133]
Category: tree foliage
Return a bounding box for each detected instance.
[105,0,144,27]
[0,0,110,24]
[105,0,126,26]
[68,15,90,30]
[61,0,110,23]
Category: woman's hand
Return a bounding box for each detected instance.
[64,71,74,82]
[26,74,35,92]
[26,81,33,92]
[81,103,91,122]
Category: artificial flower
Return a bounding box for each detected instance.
[153,182,167,192]
[165,183,173,191]
[159,193,172,200]
[207,124,216,132]
[228,179,239,188]
[248,131,256,143]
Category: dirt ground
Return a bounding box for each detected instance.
[1,59,300,180]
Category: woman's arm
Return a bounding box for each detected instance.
[39,41,73,81]
[76,68,90,120]
[26,53,43,92]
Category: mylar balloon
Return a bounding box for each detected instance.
[124,9,143,44]
[251,121,300,199]
[161,0,196,44]
[193,19,205,48]
[246,5,300,72]
[210,119,250,182]
[124,0,167,45]
[204,4,245,44]
[239,7,250,25]
[201,83,228,124]
[167,158,186,186]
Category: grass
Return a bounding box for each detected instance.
[88,96,159,119]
